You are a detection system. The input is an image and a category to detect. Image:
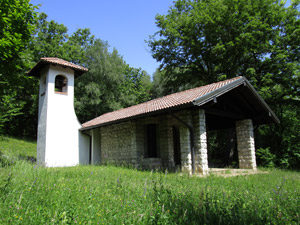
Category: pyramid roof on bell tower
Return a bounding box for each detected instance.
[27,57,88,78]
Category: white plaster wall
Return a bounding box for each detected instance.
[36,64,89,167]
[79,131,90,165]
[36,68,49,165]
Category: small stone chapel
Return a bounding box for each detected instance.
[27,57,279,175]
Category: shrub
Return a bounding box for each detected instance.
[0,151,14,167]
[256,147,275,168]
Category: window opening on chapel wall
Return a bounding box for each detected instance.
[54,75,68,94]
[145,124,158,158]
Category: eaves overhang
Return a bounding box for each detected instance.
[79,103,193,131]
[193,77,280,124]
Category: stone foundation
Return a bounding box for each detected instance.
[141,158,162,170]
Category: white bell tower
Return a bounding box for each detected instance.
[28,57,90,167]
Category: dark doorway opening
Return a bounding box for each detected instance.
[146,124,158,158]
[173,126,181,166]
[207,129,238,168]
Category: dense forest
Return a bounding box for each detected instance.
[1,0,299,169]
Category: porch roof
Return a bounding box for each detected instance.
[81,76,279,131]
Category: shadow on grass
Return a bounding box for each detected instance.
[18,155,36,163]
[0,151,13,167]
[0,152,36,167]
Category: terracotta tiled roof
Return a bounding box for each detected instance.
[82,76,244,130]
[41,57,88,72]
[27,57,88,77]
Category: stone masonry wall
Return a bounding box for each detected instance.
[134,110,204,174]
[136,114,190,171]
[135,116,167,169]
[235,119,257,170]
[158,115,174,168]
[100,121,138,165]
[97,109,208,174]
[135,121,145,163]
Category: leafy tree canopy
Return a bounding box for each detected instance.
[149,0,300,100]
[0,0,37,134]
[27,13,95,64]
[75,39,152,123]
[0,0,37,61]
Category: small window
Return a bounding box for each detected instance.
[145,124,158,158]
[55,75,68,93]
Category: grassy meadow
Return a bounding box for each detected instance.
[0,137,299,224]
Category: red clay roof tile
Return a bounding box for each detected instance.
[41,57,88,72]
[82,76,243,129]
[27,57,88,77]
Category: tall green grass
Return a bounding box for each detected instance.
[0,137,299,224]
[0,136,36,164]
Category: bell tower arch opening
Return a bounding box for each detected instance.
[54,75,68,94]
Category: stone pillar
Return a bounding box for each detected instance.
[193,109,209,175]
[180,125,192,174]
[178,111,192,174]
[235,119,257,170]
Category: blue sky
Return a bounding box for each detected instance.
[30,0,174,76]
[30,0,292,77]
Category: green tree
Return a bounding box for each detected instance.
[151,67,196,97]
[120,65,152,107]
[148,0,300,92]
[0,0,37,135]
[148,0,300,168]
[28,12,69,62]
[0,0,36,62]
[27,13,94,63]
[75,39,127,122]
[75,39,153,123]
